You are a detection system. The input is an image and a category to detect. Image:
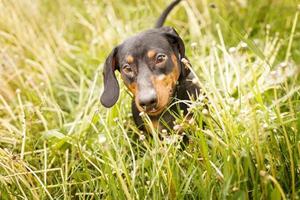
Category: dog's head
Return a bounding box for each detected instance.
[100,27,190,116]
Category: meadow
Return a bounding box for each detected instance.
[0,0,299,199]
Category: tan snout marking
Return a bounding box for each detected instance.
[147,50,156,59]
[157,74,166,81]
[148,53,180,116]
[127,82,137,96]
[127,54,180,118]
[126,55,134,64]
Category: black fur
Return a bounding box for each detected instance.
[100,0,200,131]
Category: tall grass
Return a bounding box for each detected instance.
[0,0,299,199]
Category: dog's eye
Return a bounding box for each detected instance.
[155,54,167,64]
[122,64,133,75]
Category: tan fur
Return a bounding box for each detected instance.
[126,55,134,64]
[148,54,180,116]
[127,82,137,95]
[147,50,156,59]
[124,54,180,118]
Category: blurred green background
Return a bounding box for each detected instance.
[0,0,299,199]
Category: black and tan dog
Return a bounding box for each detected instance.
[100,0,200,132]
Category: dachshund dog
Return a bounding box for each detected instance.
[100,0,200,132]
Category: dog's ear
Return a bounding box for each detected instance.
[159,26,190,78]
[100,47,120,108]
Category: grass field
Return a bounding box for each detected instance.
[0,0,300,199]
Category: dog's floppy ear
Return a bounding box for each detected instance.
[100,47,120,108]
[159,26,190,79]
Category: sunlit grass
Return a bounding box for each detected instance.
[0,0,299,199]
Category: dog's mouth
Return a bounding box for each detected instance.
[137,89,175,116]
[135,96,169,116]
[145,106,165,116]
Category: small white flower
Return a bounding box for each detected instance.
[228,47,236,53]
[188,118,195,125]
[173,124,182,132]
[191,42,197,48]
[253,39,260,45]
[270,70,278,78]
[98,134,107,144]
[139,134,146,141]
[202,109,209,115]
[259,170,267,177]
[161,129,167,134]
[198,95,205,102]
[240,42,248,48]
[113,117,119,122]
[165,136,173,144]
[279,62,287,68]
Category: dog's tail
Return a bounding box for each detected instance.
[154,0,182,28]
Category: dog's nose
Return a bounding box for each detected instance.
[138,90,157,110]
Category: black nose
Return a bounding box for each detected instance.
[138,90,157,109]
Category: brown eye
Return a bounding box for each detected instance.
[155,53,167,64]
[122,64,133,75]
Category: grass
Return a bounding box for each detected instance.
[0,0,299,199]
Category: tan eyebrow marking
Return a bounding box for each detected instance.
[126,55,134,64]
[147,50,156,59]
